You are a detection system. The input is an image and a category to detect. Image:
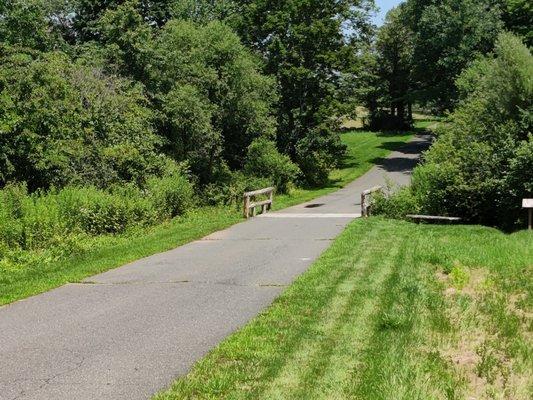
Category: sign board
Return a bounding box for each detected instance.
[523,199,533,208]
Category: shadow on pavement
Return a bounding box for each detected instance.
[371,135,433,174]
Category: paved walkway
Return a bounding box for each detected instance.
[0,134,431,400]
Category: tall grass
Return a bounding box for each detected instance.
[0,172,193,253]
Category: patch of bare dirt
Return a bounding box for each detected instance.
[461,268,489,298]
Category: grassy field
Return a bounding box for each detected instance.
[0,128,415,305]
[155,218,532,400]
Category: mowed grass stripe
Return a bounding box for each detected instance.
[299,235,408,400]
[358,222,463,398]
[350,224,459,399]
[260,224,399,399]
[156,219,532,399]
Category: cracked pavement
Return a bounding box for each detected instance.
[0,135,431,400]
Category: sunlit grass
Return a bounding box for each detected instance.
[0,207,242,305]
[155,218,532,400]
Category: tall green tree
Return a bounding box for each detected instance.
[370,5,414,128]
[405,0,503,111]
[230,0,375,184]
[148,19,277,182]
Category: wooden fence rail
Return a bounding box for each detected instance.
[361,186,383,217]
[243,187,274,218]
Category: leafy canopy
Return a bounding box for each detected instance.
[0,48,164,190]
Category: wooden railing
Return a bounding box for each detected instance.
[361,186,383,217]
[243,187,274,218]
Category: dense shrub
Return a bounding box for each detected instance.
[0,183,30,248]
[244,138,300,194]
[200,165,271,207]
[0,172,194,250]
[500,136,533,223]
[0,48,165,190]
[375,33,532,229]
[146,172,194,219]
[295,126,347,187]
[70,186,154,235]
[372,185,420,219]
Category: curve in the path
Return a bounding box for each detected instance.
[0,134,431,400]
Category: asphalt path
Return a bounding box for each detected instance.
[0,134,431,400]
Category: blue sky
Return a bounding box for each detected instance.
[372,0,403,26]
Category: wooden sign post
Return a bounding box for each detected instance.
[523,199,533,230]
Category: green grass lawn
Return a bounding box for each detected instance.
[155,218,532,400]
[0,127,416,305]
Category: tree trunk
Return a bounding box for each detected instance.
[397,101,405,121]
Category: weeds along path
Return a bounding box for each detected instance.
[0,135,431,400]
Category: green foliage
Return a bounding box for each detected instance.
[169,0,237,23]
[0,48,164,190]
[200,166,271,207]
[149,19,277,181]
[231,0,373,184]
[95,0,153,80]
[159,84,222,183]
[407,0,503,111]
[368,6,414,128]
[362,0,519,117]
[0,171,194,251]
[500,0,533,47]
[372,185,420,219]
[295,126,347,186]
[378,33,532,229]
[67,186,155,235]
[244,138,300,194]
[73,0,174,39]
[506,137,533,199]
[0,0,61,51]
[72,0,236,41]
[1,0,375,201]
[146,171,194,219]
